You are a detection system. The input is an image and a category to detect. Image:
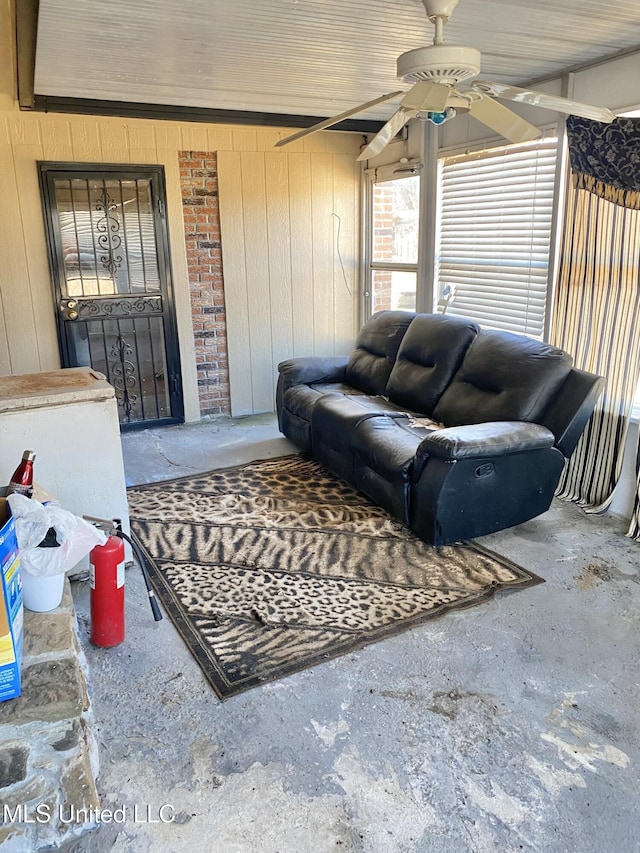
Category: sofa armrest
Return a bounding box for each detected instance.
[277,356,349,389]
[418,421,556,460]
[276,357,350,417]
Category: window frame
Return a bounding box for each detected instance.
[363,162,421,318]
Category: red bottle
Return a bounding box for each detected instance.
[7,450,36,498]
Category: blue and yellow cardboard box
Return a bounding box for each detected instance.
[0,493,23,701]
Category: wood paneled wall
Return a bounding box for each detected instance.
[218,143,360,415]
[0,106,361,419]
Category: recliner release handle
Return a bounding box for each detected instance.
[475,463,495,478]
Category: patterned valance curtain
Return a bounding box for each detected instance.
[566,115,640,209]
[552,116,640,539]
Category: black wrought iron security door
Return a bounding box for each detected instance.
[39,164,184,430]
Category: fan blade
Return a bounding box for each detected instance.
[357,108,417,161]
[356,81,451,161]
[469,96,542,144]
[472,81,615,123]
[274,91,404,148]
[399,80,450,113]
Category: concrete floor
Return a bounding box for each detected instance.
[69,414,640,853]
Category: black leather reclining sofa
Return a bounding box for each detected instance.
[276,311,604,546]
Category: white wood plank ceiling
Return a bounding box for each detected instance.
[33,0,640,121]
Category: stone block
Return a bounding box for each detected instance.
[0,659,84,726]
[22,612,76,659]
[0,742,29,788]
[52,719,82,753]
[61,748,100,813]
[0,774,57,811]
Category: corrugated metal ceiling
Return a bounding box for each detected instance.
[33,0,640,121]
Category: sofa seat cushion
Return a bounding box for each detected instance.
[285,382,419,421]
[433,330,573,426]
[283,384,336,421]
[351,416,441,523]
[353,416,438,482]
[344,310,415,396]
[385,314,479,415]
[338,395,420,416]
[308,382,369,396]
[311,396,382,485]
[310,395,422,483]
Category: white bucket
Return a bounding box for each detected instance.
[21,569,65,612]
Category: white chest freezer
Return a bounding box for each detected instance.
[0,368,130,544]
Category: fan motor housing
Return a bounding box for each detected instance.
[397,44,481,86]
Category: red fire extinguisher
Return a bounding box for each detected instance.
[87,517,162,648]
[90,534,126,647]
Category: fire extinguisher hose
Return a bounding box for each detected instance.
[114,528,163,623]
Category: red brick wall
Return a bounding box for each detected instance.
[179,150,231,416]
[371,183,394,312]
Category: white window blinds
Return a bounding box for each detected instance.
[437,138,558,337]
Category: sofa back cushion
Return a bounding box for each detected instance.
[433,330,573,426]
[344,311,415,395]
[385,314,479,415]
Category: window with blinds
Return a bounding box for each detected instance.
[436,138,558,337]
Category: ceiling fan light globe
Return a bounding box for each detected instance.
[426,107,457,125]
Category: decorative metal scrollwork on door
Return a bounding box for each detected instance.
[95,190,123,278]
[110,332,138,422]
[75,296,163,320]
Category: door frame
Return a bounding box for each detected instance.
[38,161,185,429]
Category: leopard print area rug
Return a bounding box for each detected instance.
[127,455,542,700]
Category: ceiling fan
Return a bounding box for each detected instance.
[275,0,615,161]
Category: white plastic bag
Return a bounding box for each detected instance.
[7,494,107,577]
